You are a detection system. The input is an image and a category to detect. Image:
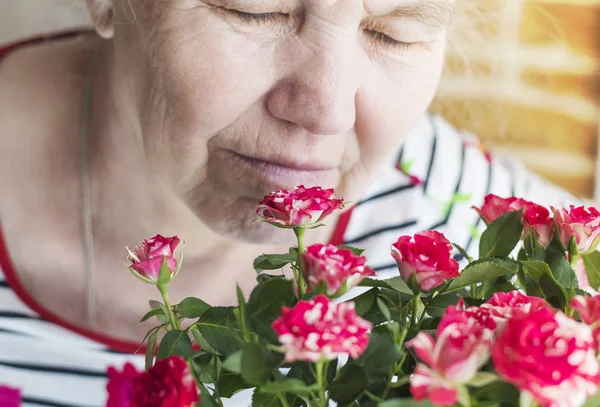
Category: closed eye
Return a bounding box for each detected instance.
[227,9,288,24]
[365,29,412,50]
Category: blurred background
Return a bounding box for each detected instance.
[2,0,599,199]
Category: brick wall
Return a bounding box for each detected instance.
[431,0,600,199]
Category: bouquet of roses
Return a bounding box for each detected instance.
[107,186,600,407]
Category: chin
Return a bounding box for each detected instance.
[194,196,298,245]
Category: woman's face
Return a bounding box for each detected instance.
[106,0,453,242]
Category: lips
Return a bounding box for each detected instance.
[227,150,340,189]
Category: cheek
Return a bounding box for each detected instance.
[354,43,446,162]
[149,16,276,136]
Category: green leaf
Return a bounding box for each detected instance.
[547,251,578,289]
[217,371,253,399]
[195,306,242,357]
[148,300,168,323]
[156,330,192,360]
[582,388,600,407]
[467,371,499,387]
[378,399,435,407]
[445,258,519,294]
[329,364,369,404]
[139,308,166,323]
[195,381,220,407]
[191,326,218,355]
[354,329,402,372]
[472,381,520,404]
[253,250,298,272]
[144,327,159,370]
[252,389,283,407]
[337,245,366,256]
[247,279,296,342]
[521,260,569,309]
[191,352,218,384]
[241,343,273,386]
[223,350,243,374]
[479,210,523,258]
[177,297,211,318]
[583,251,600,291]
[353,288,378,316]
[376,297,391,320]
[359,276,413,295]
[261,378,317,395]
[452,242,472,262]
[425,293,460,317]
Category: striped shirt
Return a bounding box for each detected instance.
[0,35,578,407]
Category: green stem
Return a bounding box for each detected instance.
[158,285,180,331]
[277,393,290,407]
[314,360,328,407]
[470,283,478,299]
[410,293,421,327]
[294,228,308,298]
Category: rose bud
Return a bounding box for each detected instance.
[126,234,181,284]
[473,194,532,224]
[391,231,460,292]
[406,305,496,406]
[552,205,600,255]
[301,244,375,298]
[522,204,554,248]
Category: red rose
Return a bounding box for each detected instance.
[481,290,549,332]
[391,231,460,292]
[0,385,21,407]
[301,244,375,297]
[107,362,140,407]
[126,234,181,283]
[492,308,600,407]
[522,204,554,248]
[406,305,495,406]
[473,194,532,224]
[272,295,372,363]
[132,356,198,407]
[256,185,344,228]
[552,205,600,254]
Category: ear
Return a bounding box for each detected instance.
[86,0,114,39]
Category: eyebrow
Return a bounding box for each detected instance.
[369,0,455,27]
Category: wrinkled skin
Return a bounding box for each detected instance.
[97,0,453,242]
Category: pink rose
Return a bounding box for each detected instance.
[126,234,181,284]
[552,205,600,254]
[256,185,344,228]
[571,295,600,350]
[108,357,199,407]
[107,362,140,407]
[481,291,549,332]
[492,308,600,407]
[523,204,554,247]
[301,244,375,297]
[406,305,496,406]
[391,231,460,292]
[0,385,21,407]
[272,295,372,363]
[473,194,532,224]
[572,257,598,294]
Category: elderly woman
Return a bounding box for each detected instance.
[0,0,574,405]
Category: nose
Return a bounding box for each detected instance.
[267,46,358,136]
